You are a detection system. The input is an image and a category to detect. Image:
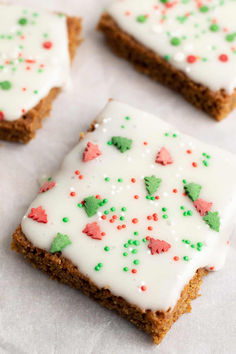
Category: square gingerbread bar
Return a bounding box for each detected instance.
[98,0,236,120]
[0,4,82,143]
[12,100,236,344]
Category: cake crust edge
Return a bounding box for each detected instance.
[11,224,208,345]
[98,13,236,121]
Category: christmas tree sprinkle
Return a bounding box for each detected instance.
[144,175,162,195]
[111,136,132,153]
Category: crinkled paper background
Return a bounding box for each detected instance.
[0,1,236,353]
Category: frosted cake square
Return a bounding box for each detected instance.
[98,0,236,120]
[12,100,236,344]
[0,4,82,143]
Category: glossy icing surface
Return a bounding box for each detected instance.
[107,0,236,93]
[0,4,70,121]
[22,101,236,311]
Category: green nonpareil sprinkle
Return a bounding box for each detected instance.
[104,246,110,252]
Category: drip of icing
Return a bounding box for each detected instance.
[21,100,236,311]
[0,4,70,121]
[107,0,236,94]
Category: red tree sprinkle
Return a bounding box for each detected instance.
[148,238,171,255]
[83,142,102,162]
[83,222,103,240]
[193,198,212,216]
[156,147,173,166]
[39,180,56,193]
[28,206,48,223]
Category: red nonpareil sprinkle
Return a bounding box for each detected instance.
[132,218,138,224]
[134,195,139,199]
[192,162,198,168]
[101,232,106,236]
[131,269,137,274]
[83,222,103,240]
[26,66,31,70]
[22,109,25,113]
[39,181,56,193]
[209,266,215,271]
[117,225,122,230]
[22,87,27,91]
[70,192,76,197]
[95,195,101,199]
[83,142,102,162]
[147,215,152,220]
[146,236,151,241]
[143,141,148,145]
[0,111,4,121]
[148,226,153,231]
[148,238,171,255]
[187,55,197,63]
[173,256,179,261]
[131,178,136,183]
[186,149,192,154]
[141,285,147,291]
[43,41,53,49]
[75,170,80,175]
[219,54,228,62]
[153,213,158,220]
[173,188,178,193]
[28,206,48,223]
[112,215,117,220]
[79,175,84,180]
[101,215,106,220]
[122,224,126,228]
[155,196,160,200]
[109,219,114,223]
[25,59,36,64]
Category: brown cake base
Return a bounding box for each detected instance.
[0,16,82,143]
[11,225,208,345]
[98,14,236,121]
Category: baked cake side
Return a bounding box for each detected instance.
[11,225,208,345]
[11,100,236,344]
[0,10,82,143]
[98,1,236,121]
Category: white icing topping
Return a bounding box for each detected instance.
[106,0,236,93]
[21,100,236,311]
[0,4,70,121]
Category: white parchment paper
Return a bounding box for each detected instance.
[0,1,236,353]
